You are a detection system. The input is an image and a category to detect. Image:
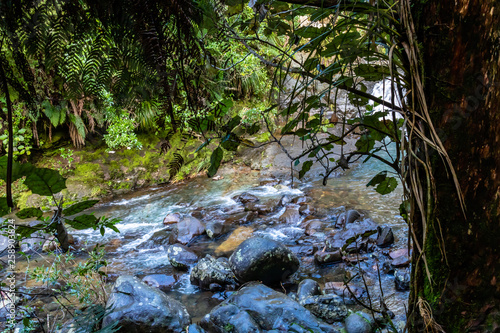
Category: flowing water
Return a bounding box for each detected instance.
[57,144,409,325]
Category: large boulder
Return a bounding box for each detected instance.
[167,244,198,270]
[201,283,338,333]
[102,275,190,332]
[229,237,299,285]
[177,216,205,244]
[190,255,238,290]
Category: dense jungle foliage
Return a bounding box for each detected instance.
[1,0,499,332]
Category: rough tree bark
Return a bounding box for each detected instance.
[410,0,500,332]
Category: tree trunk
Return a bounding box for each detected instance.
[409,0,500,332]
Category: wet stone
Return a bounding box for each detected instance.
[167,244,198,270]
[279,207,301,224]
[391,255,410,267]
[176,216,205,245]
[344,312,373,333]
[299,203,315,215]
[229,237,300,285]
[324,282,364,304]
[376,226,394,248]
[141,274,177,292]
[103,276,190,333]
[190,255,238,290]
[300,294,348,323]
[314,250,342,265]
[395,268,411,291]
[233,192,260,204]
[297,279,322,301]
[163,212,181,225]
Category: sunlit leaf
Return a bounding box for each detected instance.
[63,200,99,216]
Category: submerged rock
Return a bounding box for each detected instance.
[190,255,238,290]
[167,244,198,270]
[102,275,190,332]
[215,226,254,256]
[201,283,338,333]
[229,237,299,285]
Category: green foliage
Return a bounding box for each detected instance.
[367,171,398,195]
[63,200,99,216]
[0,101,33,158]
[15,207,43,219]
[104,111,143,151]
[207,147,223,177]
[59,147,75,169]
[25,168,67,196]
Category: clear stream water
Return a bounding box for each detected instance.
[62,141,409,325]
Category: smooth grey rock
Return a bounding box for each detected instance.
[376,226,394,248]
[297,279,322,301]
[201,283,338,333]
[163,213,181,225]
[167,244,198,270]
[190,255,237,290]
[141,274,177,292]
[229,237,299,285]
[177,216,205,244]
[344,312,373,333]
[102,275,190,332]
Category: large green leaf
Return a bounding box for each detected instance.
[0,197,10,216]
[374,177,398,195]
[246,123,260,135]
[0,156,35,182]
[25,168,67,196]
[220,133,240,151]
[224,116,241,133]
[207,147,223,178]
[355,134,375,153]
[367,171,398,195]
[299,160,313,179]
[16,208,43,219]
[66,214,99,230]
[63,200,99,216]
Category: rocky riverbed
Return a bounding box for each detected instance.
[1,153,411,332]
